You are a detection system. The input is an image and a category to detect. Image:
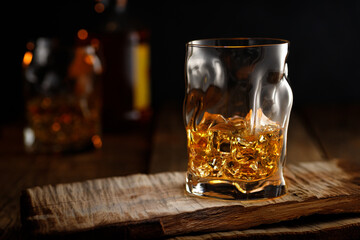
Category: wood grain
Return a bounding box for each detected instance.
[21,160,360,239]
[0,126,150,239]
[170,213,360,240]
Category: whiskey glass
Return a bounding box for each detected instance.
[22,38,103,153]
[184,38,293,200]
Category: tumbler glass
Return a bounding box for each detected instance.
[184,38,293,200]
[23,38,103,153]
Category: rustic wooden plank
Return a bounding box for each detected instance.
[0,124,150,239]
[169,213,360,240]
[21,160,360,239]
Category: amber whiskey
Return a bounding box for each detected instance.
[186,110,283,182]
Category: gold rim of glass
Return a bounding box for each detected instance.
[187,37,289,48]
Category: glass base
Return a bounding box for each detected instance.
[186,171,286,200]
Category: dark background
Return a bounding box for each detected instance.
[3,0,360,125]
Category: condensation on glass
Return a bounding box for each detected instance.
[184,38,293,200]
[23,38,103,153]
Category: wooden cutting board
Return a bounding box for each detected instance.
[21,160,360,239]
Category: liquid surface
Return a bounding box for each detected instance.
[187,110,283,181]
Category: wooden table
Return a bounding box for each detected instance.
[1,103,360,239]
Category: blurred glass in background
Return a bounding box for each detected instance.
[22,38,103,153]
[21,0,152,153]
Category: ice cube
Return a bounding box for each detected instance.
[229,115,247,129]
[212,131,232,155]
[245,108,277,128]
[197,112,227,131]
[207,157,225,177]
[209,122,236,132]
[224,160,240,178]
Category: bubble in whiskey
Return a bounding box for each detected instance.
[186,110,283,181]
